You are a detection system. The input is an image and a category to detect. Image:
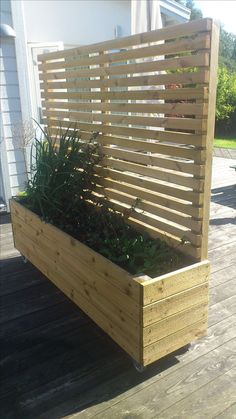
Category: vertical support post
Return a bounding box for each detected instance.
[39,60,52,133]
[200,20,220,260]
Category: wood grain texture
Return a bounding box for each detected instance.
[200,21,220,259]
[10,199,210,366]
[38,19,218,260]
[10,201,141,361]
[7,19,218,373]
[2,154,235,418]
[37,18,212,61]
[39,33,210,71]
[41,70,209,92]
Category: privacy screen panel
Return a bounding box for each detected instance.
[38,18,219,260]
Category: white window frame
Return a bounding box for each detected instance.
[27,42,64,123]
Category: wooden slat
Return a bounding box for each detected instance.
[39,33,210,71]
[42,97,208,118]
[15,217,140,319]
[48,129,206,175]
[143,303,208,346]
[38,18,218,262]
[44,109,206,131]
[98,133,206,153]
[100,181,203,217]
[42,86,208,101]
[98,188,202,231]
[44,121,206,163]
[101,158,204,190]
[141,260,210,305]
[40,53,209,81]
[10,200,140,301]
[13,232,141,361]
[40,70,209,92]
[38,18,212,61]
[200,21,220,259]
[143,282,209,326]
[48,125,207,151]
[103,200,201,246]
[127,218,201,259]
[102,145,205,167]
[12,216,141,327]
[101,170,203,204]
[143,318,207,365]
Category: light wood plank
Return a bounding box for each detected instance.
[98,188,202,231]
[10,200,140,301]
[99,181,203,217]
[200,21,220,259]
[143,319,208,365]
[100,159,204,190]
[13,233,141,361]
[11,216,141,325]
[143,303,208,346]
[41,70,209,92]
[101,170,204,204]
[39,34,210,71]
[41,86,208,101]
[38,18,212,61]
[44,109,206,131]
[143,282,209,326]
[49,126,207,153]
[141,260,210,305]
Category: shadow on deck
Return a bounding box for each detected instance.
[1,241,182,419]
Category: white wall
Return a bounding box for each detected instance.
[22,0,131,46]
[0,0,26,206]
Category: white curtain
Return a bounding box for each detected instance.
[131,0,162,34]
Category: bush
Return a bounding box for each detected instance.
[18,125,182,277]
[215,66,236,134]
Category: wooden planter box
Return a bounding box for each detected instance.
[10,199,210,367]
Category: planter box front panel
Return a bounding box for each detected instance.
[140,262,209,365]
[10,200,142,361]
[11,200,210,366]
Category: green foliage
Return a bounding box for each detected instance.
[186,0,203,20]
[18,125,182,277]
[215,27,236,134]
[216,66,236,133]
[214,136,236,149]
[174,0,203,20]
[22,125,100,224]
[216,25,236,135]
[219,26,236,72]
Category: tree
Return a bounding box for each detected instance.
[219,26,236,71]
[174,0,236,134]
[186,0,203,20]
[174,0,203,20]
[215,66,236,133]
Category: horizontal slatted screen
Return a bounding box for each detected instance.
[38,18,217,260]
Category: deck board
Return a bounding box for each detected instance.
[0,157,235,419]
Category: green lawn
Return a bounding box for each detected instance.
[214,136,236,149]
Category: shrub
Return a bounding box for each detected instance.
[18,125,182,277]
[23,125,101,226]
[215,66,236,134]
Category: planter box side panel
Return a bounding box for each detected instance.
[141,261,210,366]
[10,200,142,362]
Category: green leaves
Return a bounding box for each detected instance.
[18,124,181,277]
[216,66,236,133]
[22,125,100,224]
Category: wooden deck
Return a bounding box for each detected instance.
[0,156,235,419]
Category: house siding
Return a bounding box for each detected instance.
[0,0,26,206]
